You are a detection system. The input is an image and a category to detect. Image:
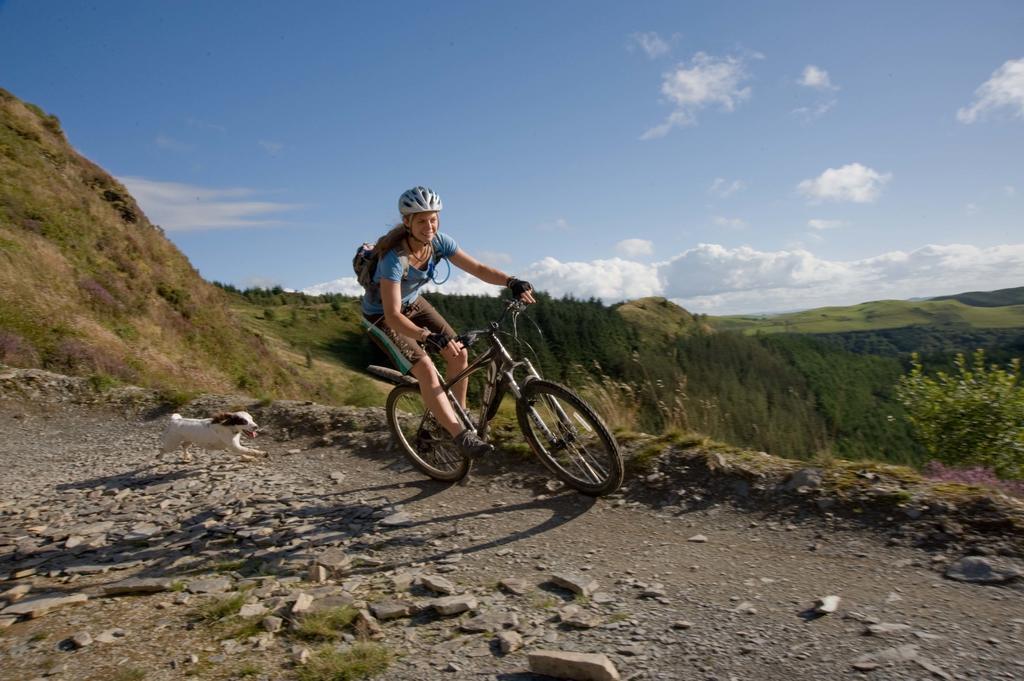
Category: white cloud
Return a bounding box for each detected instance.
[154,134,194,152]
[475,250,514,266]
[713,216,747,230]
[618,242,1024,312]
[709,178,746,197]
[957,57,1024,123]
[120,176,302,231]
[807,219,844,230]
[303,242,1024,315]
[797,163,892,203]
[792,99,837,122]
[258,140,285,155]
[662,243,1024,313]
[302,272,502,298]
[536,218,572,231]
[185,117,226,132]
[423,273,504,297]
[303,276,363,297]
[642,52,752,138]
[616,238,654,258]
[524,257,663,301]
[628,31,673,59]
[799,65,837,90]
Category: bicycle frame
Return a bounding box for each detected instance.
[380,298,623,495]
[437,318,541,440]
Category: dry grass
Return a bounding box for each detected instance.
[292,606,359,642]
[0,88,358,403]
[296,643,392,681]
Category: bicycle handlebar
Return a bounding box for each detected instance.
[455,299,528,349]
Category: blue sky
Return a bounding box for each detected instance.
[2,1,1022,313]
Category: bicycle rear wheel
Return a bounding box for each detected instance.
[385,385,470,482]
[516,379,623,496]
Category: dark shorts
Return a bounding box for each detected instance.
[362,296,456,375]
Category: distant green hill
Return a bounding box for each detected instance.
[931,285,1024,308]
[713,298,1024,335]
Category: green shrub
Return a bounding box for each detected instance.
[158,388,197,408]
[896,350,1023,478]
[87,373,118,392]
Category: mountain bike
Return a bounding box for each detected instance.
[367,300,623,496]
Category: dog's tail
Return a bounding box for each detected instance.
[170,413,183,421]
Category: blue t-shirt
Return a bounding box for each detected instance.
[361,232,458,315]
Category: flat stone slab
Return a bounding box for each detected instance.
[559,604,603,629]
[69,521,114,535]
[369,600,416,620]
[314,548,353,574]
[187,577,233,594]
[308,594,355,613]
[529,650,621,681]
[945,557,1022,584]
[63,564,112,576]
[291,593,314,615]
[380,512,413,526]
[460,609,518,633]
[1,592,88,618]
[551,573,599,597]
[421,575,456,595]
[238,603,267,618]
[431,594,478,616]
[101,577,174,596]
[498,630,523,653]
[867,623,912,636]
[499,577,531,595]
[854,644,920,665]
[1,583,31,602]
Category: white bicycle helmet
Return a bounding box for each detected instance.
[398,186,443,215]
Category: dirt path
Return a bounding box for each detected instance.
[1,393,1022,681]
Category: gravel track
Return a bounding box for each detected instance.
[1,392,1022,681]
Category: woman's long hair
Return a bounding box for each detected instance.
[373,222,408,256]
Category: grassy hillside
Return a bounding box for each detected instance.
[932,285,1024,308]
[221,286,389,406]
[0,88,348,402]
[612,297,709,346]
[714,298,1024,335]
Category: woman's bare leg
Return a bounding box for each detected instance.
[446,346,470,408]
[410,357,463,437]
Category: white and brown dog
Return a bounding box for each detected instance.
[160,411,265,461]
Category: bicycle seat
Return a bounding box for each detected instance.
[367,365,418,386]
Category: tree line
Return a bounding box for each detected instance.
[221,285,1021,471]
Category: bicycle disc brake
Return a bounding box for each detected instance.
[414,414,444,454]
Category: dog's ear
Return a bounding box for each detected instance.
[211,412,245,426]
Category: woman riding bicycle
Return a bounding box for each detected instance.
[362,186,535,459]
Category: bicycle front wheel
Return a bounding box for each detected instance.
[516,379,623,496]
[385,385,470,482]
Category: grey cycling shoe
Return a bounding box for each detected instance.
[453,428,493,459]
